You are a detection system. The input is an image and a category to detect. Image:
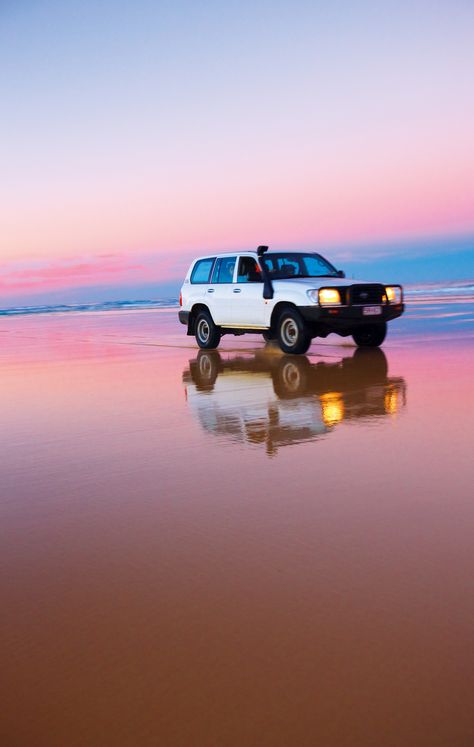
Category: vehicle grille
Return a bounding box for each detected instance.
[350,284,385,305]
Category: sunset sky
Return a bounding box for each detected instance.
[1,0,473,304]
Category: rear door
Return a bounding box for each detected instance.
[187,256,216,309]
[227,255,266,327]
[207,256,237,325]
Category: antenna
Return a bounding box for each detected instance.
[257,245,269,256]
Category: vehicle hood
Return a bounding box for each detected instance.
[272,277,383,290]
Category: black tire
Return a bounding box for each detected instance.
[262,330,276,342]
[195,310,221,349]
[276,308,312,355]
[352,322,387,348]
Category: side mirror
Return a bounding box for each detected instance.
[337,270,345,278]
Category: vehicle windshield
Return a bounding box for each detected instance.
[261,252,338,280]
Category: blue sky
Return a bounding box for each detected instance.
[1,0,473,305]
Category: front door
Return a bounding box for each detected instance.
[227,255,266,327]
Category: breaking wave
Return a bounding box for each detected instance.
[0,299,179,316]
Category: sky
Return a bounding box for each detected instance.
[1,0,473,304]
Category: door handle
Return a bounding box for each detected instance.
[207,288,215,293]
[233,288,241,293]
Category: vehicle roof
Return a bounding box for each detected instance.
[191,249,318,262]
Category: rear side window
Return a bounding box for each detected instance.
[211,256,237,284]
[191,258,215,284]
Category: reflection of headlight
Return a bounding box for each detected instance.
[320,392,344,425]
[317,288,342,306]
[384,388,399,415]
[385,286,402,303]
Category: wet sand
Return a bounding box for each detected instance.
[1,300,474,746]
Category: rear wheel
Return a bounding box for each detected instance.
[262,330,276,342]
[352,322,387,348]
[189,350,221,390]
[195,310,221,349]
[276,308,312,355]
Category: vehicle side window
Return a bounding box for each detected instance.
[211,256,237,283]
[191,258,215,284]
[237,257,262,282]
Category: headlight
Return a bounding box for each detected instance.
[318,288,342,306]
[385,285,402,304]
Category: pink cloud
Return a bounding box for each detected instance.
[9,262,141,280]
[0,256,144,295]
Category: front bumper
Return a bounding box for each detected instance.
[299,303,404,330]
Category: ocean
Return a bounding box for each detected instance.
[1,281,473,317]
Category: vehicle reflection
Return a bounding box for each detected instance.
[182,348,406,455]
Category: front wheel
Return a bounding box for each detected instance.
[273,356,310,397]
[195,310,221,349]
[352,322,387,348]
[276,309,312,355]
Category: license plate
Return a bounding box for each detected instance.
[363,305,382,316]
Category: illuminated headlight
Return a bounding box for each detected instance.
[317,288,342,306]
[385,285,403,304]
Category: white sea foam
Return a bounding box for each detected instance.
[0,299,179,316]
[404,281,474,298]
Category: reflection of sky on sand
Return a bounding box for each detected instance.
[1,303,474,747]
[390,296,474,340]
[183,349,406,456]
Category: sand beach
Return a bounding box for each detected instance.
[1,298,473,746]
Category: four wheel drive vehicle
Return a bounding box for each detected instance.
[182,348,406,455]
[178,246,404,354]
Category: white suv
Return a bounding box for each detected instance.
[179,246,404,354]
